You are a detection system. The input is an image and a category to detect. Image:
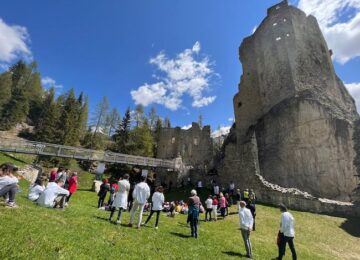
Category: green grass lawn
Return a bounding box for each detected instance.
[0,152,36,167]
[1,173,359,260]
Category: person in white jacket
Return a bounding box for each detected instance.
[128,176,150,228]
[28,178,45,202]
[108,174,131,224]
[37,179,69,208]
[143,186,165,229]
[277,204,297,260]
[239,200,254,259]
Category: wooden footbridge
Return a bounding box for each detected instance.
[0,138,180,170]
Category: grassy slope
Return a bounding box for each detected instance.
[0,171,359,259]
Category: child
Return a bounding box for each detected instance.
[212,195,218,221]
[107,181,118,207]
[67,172,78,203]
[28,178,45,202]
[98,178,110,208]
[144,186,165,229]
[205,195,213,221]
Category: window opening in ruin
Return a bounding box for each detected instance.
[283,18,287,22]
[276,37,281,41]
[171,137,175,144]
[194,138,199,146]
[276,6,280,10]
[286,33,290,37]
[238,102,242,108]
[273,22,277,26]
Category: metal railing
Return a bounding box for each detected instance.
[0,138,176,169]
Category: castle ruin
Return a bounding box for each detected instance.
[217,0,360,213]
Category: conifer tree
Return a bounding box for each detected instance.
[0,72,12,111]
[113,107,131,153]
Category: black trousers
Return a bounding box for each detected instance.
[0,184,17,202]
[98,196,106,208]
[109,207,124,221]
[205,208,212,221]
[145,210,161,227]
[278,235,297,260]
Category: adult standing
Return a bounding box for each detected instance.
[219,192,227,219]
[196,180,203,193]
[235,189,242,209]
[144,186,165,229]
[204,195,213,221]
[187,189,201,239]
[246,202,256,231]
[229,181,235,195]
[109,174,130,224]
[128,176,150,228]
[277,204,297,260]
[66,172,78,203]
[239,200,253,259]
[212,195,218,221]
[213,182,220,196]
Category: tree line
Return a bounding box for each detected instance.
[0,60,172,161]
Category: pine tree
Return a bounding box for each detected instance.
[148,106,157,130]
[113,107,131,153]
[34,88,60,143]
[0,72,12,111]
[27,63,44,125]
[129,118,154,157]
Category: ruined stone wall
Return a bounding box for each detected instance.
[157,122,213,169]
[229,0,359,201]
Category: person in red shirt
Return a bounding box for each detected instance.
[212,195,218,221]
[66,172,78,203]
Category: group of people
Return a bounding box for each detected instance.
[28,167,78,209]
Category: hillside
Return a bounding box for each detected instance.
[0,171,359,259]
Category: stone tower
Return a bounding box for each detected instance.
[224,0,359,200]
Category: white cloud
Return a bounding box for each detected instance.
[131,41,217,111]
[41,76,63,89]
[345,82,360,111]
[297,0,360,64]
[181,124,192,130]
[0,18,32,63]
[211,125,231,138]
[228,117,234,122]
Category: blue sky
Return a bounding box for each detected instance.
[1,0,360,136]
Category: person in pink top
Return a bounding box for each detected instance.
[212,195,218,221]
[219,192,227,219]
[66,172,78,203]
[49,170,58,182]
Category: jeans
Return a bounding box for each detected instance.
[190,217,198,238]
[129,201,145,227]
[241,229,252,258]
[144,210,161,227]
[0,184,17,202]
[220,207,226,218]
[278,235,297,260]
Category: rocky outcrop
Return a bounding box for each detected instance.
[219,0,359,202]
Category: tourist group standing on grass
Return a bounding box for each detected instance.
[0,162,297,259]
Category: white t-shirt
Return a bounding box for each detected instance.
[28,184,45,201]
[280,212,295,237]
[213,185,219,195]
[197,181,203,188]
[112,179,130,209]
[205,198,213,209]
[151,192,165,211]
[37,183,69,207]
[132,182,150,204]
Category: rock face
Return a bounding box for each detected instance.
[222,0,359,201]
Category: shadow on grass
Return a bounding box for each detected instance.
[0,152,30,165]
[222,251,247,258]
[169,232,191,239]
[340,217,360,237]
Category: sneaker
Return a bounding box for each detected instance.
[155,226,158,230]
[128,223,133,227]
[6,202,18,208]
[116,220,121,225]
[136,226,141,229]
